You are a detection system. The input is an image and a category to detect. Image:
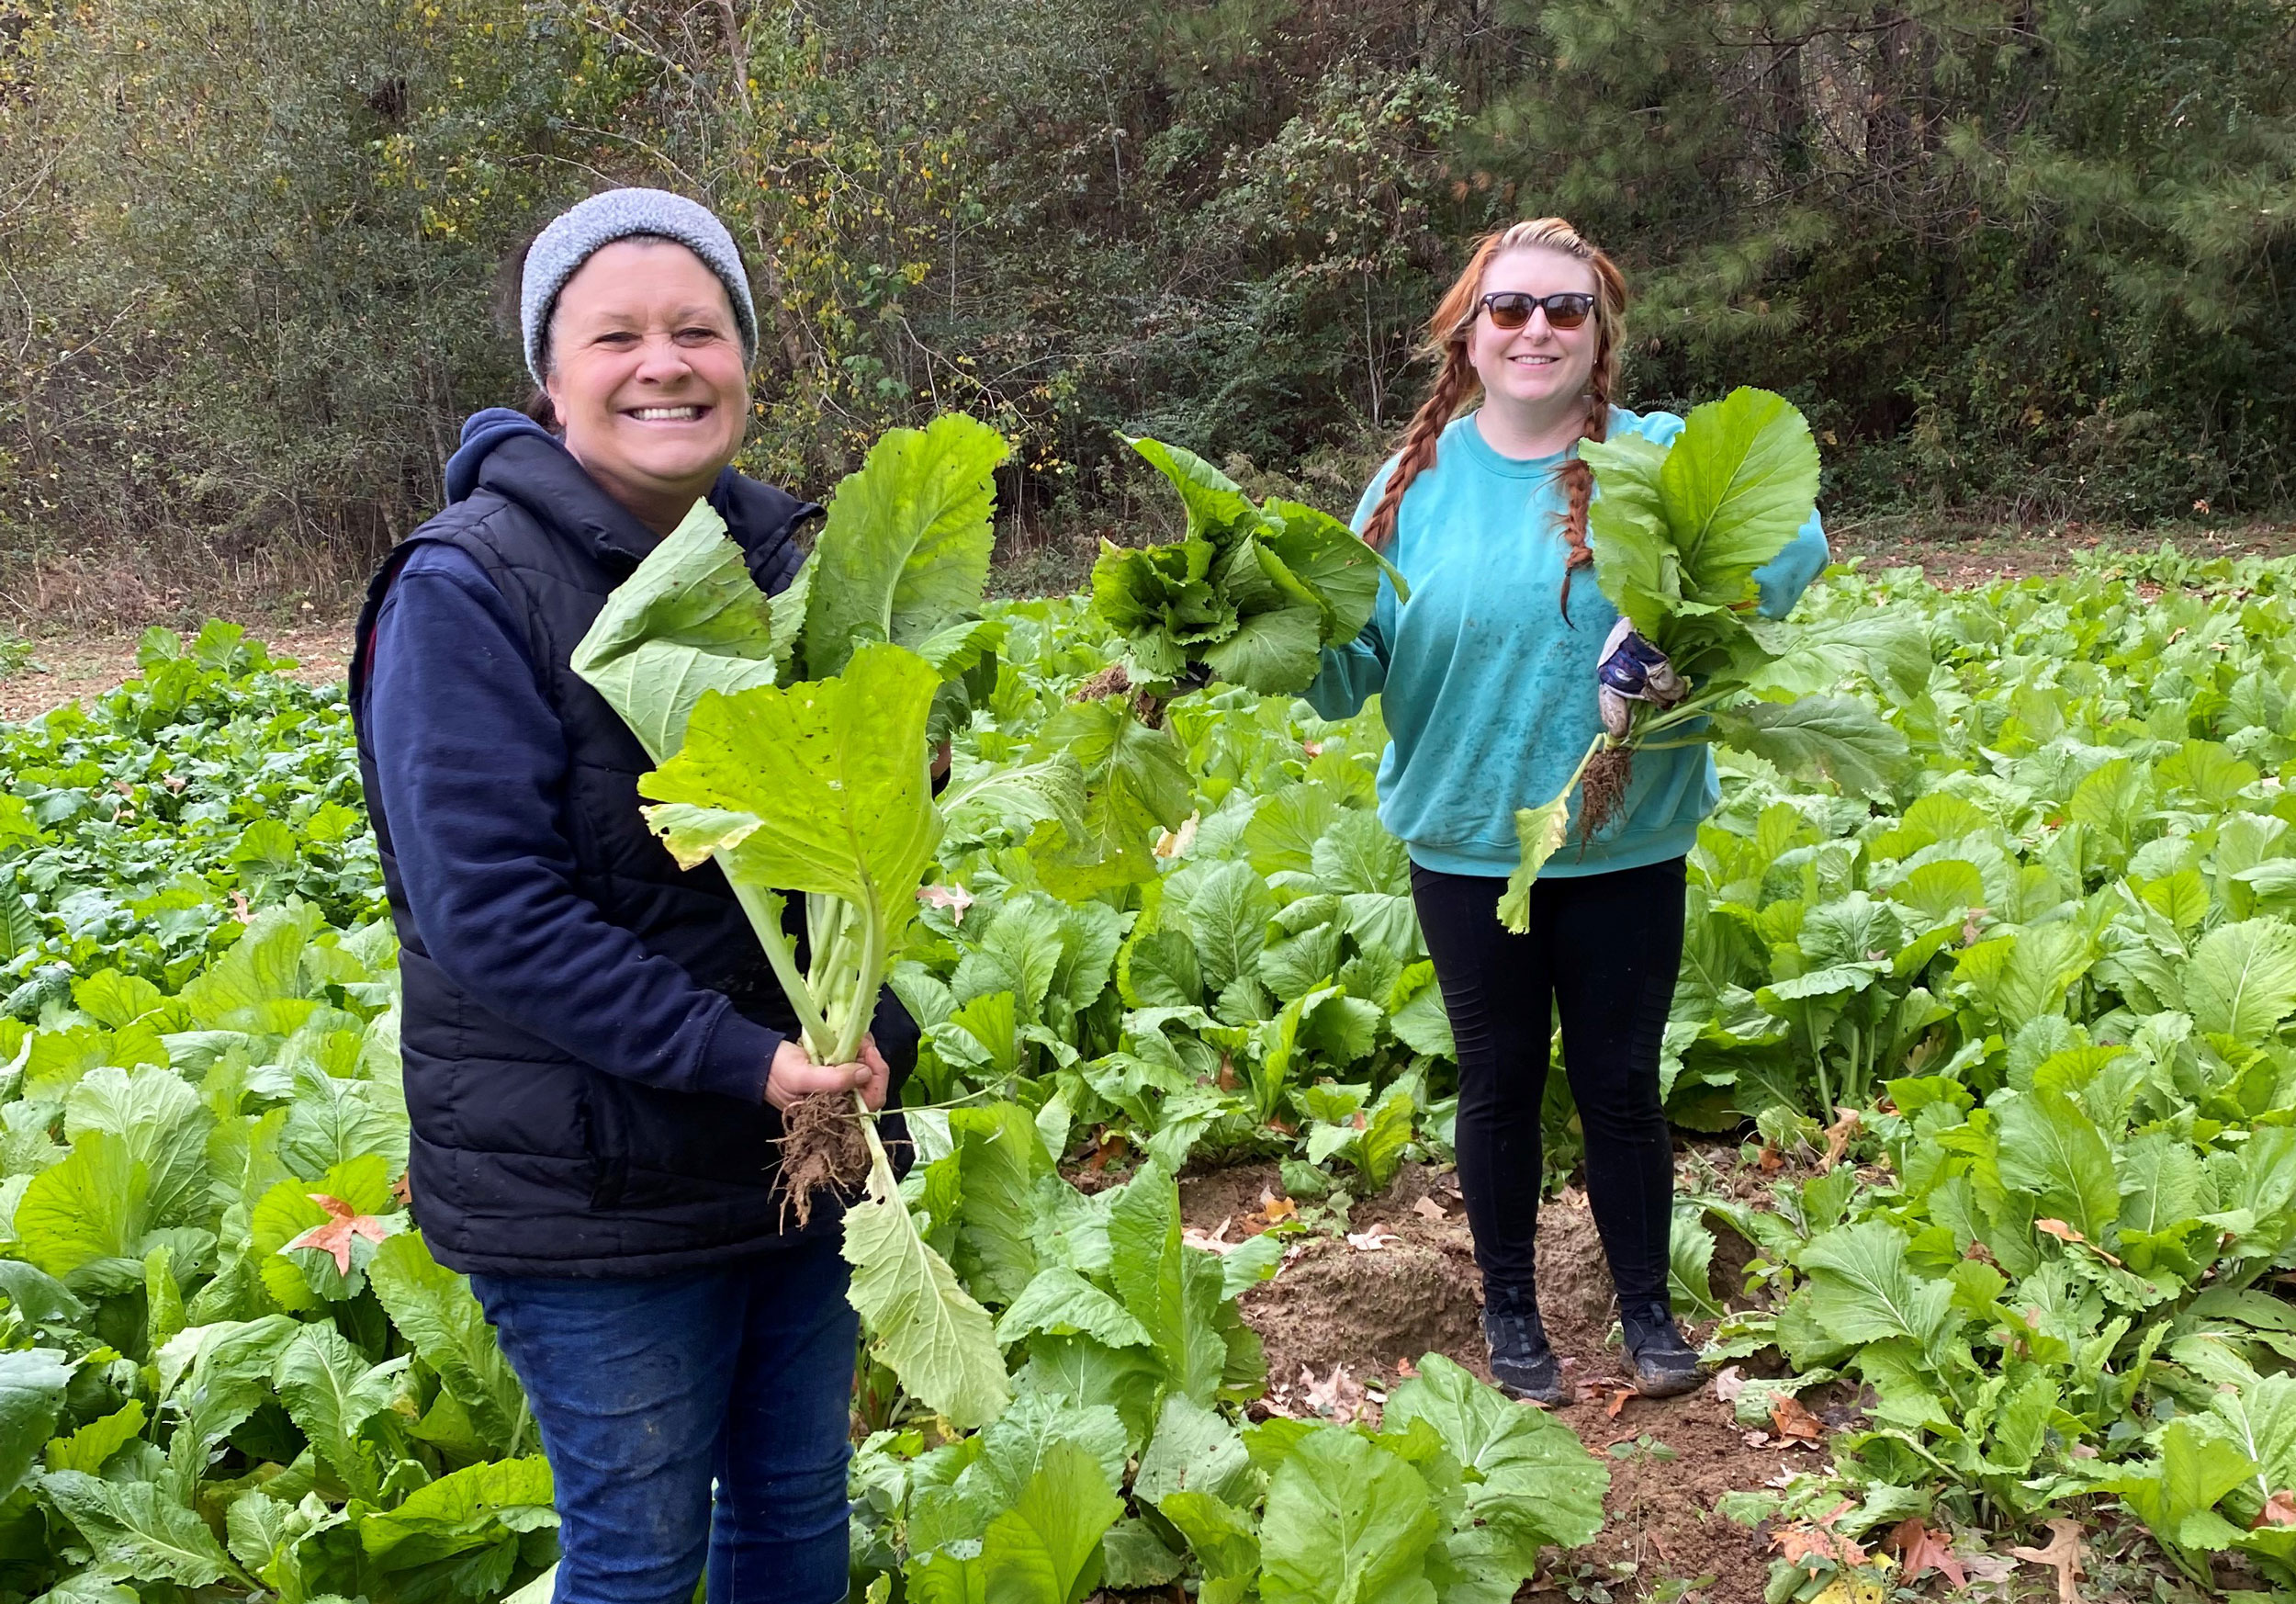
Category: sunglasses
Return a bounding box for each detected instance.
[1478,290,1596,332]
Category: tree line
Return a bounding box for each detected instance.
[2,0,2290,593]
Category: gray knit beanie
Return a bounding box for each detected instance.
[520,187,758,385]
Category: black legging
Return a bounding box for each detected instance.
[1411,857,1687,1309]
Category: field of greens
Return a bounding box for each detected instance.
[6,534,2296,1604]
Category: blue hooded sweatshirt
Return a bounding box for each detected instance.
[1306,407,1830,877]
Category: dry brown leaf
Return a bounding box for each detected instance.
[1182,1219,1236,1255]
[1216,1055,1239,1092]
[1082,1131,1127,1173]
[1771,1395,1826,1442]
[1882,1518,1966,1589]
[283,1193,389,1276]
[1712,1364,1746,1404]
[1254,1192,1299,1226]
[1345,1230,1401,1252]
[1770,1522,1866,1569]
[1300,1362,1368,1422]
[231,890,253,924]
[1962,906,1988,945]
[1411,1195,1448,1222]
[1395,1356,1417,1378]
[1586,1383,1638,1419]
[1757,1143,1785,1173]
[2005,1518,2082,1604]
[2034,1217,2124,1266]
[2256,1490,2296,1529]
[1819,1107,1863,1172]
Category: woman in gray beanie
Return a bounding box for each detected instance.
[349,188,919,1604]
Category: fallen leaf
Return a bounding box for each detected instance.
[1757,1143,1785,1173]
[1959,1554,2015,1585]
[1216,1055,1239,1092]
[1771,1523,1865,1568]
[1300,1362,1368,1423]
[1183,1219,1236,1255]
[283,1193,389,1276]
[1772,1395,1826,1442]
[1254,1192,1299,1226]
[1345,1230,1400,1252]
[1411,1195,1447,1222]
[2256,1490,2296,1529]
[2005,1518,2082,1604]
[1882,1518,1966,1589]
[1082,1130,1127,1173]
[1300,740,1323,758]
[1153,813,1199,859]
[1583,1382,1638,1418]
[1713,1364,1746,1404]
[231,890,253,924]
[1962,906,1988,946]
[1819,1107,1863,1172]
[1744,1429,1773,1447]
[1394,1356,1417,1378]
[2034,1217,2124,1266]
[915,883,975,924]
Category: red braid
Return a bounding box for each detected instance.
[1553,385,1613,619]
[1360,346,1474,552]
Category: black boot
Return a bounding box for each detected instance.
[1619,1300,1706,1397]
[1482,1282,1564,1406]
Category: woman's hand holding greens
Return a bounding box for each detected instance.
[766,1035,889,1113]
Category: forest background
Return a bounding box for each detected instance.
[1,0,2291,618]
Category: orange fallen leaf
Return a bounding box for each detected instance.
[2256,1490,2296,1529]
[284,1193,388,1276]
[1757,1143,1785,1173]
[1883,1517,1966,1588]
[1082,1130,1127,1173]
[1770,1518,1866,1569]
[1771,1395,1826,1442]
[1216,1056,1239,1092]
[1254,1192,1299,1226]
[1394,1356,1417,1378]
[2035,1217,2124,1266]
[2006,1518,2083,1604]
[1819,1107,1862,1172]
[1586,1383,1638,1419]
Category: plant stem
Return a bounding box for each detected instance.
[726,874,832,1053]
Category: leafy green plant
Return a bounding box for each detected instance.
[1503,389,1908,924]
[1091,438,1405,699]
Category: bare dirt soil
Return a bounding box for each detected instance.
[0,616,354,723]
[1178,1158,1788,1604]
[1827,516,2296,584]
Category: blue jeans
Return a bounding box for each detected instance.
[470,1238,858,1604]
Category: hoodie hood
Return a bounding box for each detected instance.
[445,407,558,503]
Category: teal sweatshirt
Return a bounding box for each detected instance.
[1305,406,1830,878]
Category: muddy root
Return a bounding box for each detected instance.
[1074,662,1132,701]
[1576,745,1635,846]
[777,1089,871,1228]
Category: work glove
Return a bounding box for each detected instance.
[1596,618,1686,738]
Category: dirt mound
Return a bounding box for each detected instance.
[1184,1162,1786,1604]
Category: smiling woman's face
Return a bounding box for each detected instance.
[543,238,748,534]
[1466,245,1601,423]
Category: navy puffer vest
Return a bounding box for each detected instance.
[352,435,914,1276]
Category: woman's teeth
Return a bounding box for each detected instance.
[631,406,702,421]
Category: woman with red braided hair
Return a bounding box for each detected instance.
[1307,219,1829,1404]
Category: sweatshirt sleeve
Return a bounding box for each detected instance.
[1753,508,1831,619]
[1302,470,1397,721]
[363,544,783,1103]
